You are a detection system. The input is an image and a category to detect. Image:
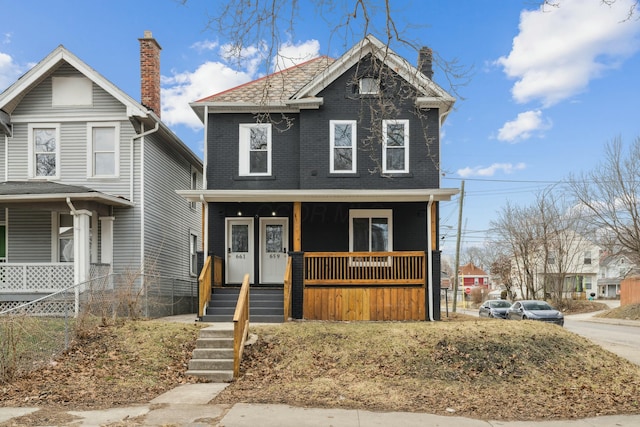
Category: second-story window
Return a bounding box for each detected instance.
[330,120,357,173]
[29,124,60,179]
[584,250,592,265]
[382,119,409,173]
[359,77,379,95]
[88,122,119,177]
[239,123,271,176]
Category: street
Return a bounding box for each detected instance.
[564,316,640,366]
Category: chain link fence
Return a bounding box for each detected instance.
[0,272,197,384]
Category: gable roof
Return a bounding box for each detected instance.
[191,34,455,120]
[459,263,488,277]
[0,45,148,119]
[0,181,133,207]
[0,45,202,170]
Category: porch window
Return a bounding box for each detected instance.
[382,120,409,173]
[58,214,74,262]
[349,209,392,252]
[330,120,357,173]
[88,122,119,177]
[239,123,271,176]
[29,124,60,179]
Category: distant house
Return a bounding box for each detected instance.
[598,253,634,299]
[181,35,457,321]
[458,263,490,296]
[0,32,202,316]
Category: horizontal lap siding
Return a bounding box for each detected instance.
[142,133,201,281]
[303,287,425,321]
[7,208,51,262]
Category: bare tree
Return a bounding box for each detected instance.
[491,202,543,299]
[569,136,640,264]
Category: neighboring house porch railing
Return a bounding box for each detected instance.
[0,263,74,293]
[0,263,112,294]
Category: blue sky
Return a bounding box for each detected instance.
[2,0,640,256]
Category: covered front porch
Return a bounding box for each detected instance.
[0,181,132,313]
[180,188,457,321]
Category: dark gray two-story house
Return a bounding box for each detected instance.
[180,35,457,321]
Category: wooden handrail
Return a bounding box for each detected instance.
[304,251,425,286]
[198,256,212,317]
[283,257,293,321]
[233,273,250,378]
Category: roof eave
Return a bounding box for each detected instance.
[177,188,459,203]
[0,192,134,207]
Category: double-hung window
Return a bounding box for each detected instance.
[28,124,60,179]
[239,123,271,176]
[330,120,357,173]
[349,209,392,253]
[382,119,409,173]
[88,122,119,177]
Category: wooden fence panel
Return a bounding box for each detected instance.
[621,276,640,305]
[304,287,425,321]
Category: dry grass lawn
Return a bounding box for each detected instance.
[214,319,640,421]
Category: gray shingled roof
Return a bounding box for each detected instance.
[197,56,334,105]
[0,181,97,195]
[0,181,132,206]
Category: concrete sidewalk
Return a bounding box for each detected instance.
[2,383,640,426]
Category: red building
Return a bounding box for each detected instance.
[458,263,490,296]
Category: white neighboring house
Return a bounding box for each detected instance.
[0,32,202,316]
[533,232,601,300]
[597,253,633,299]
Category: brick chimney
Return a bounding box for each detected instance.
[418,46,433,80]
[139,30,162,117]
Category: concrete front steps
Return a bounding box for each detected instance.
[186,323,235,382]
[202,287,284,323]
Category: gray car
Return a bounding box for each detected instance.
[479,299,512,318]
[506,300,564,326]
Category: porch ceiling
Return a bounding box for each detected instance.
[177,188,459,203]
[0,181,133,207]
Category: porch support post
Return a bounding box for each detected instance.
[426,196,435,321]
[73,209,92,316]
[293,202,301,251]
[100,216,115,268]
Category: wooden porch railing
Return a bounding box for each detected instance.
[233,273,250,378]
[213,255,223,287]
[304,251,425,285]
[198,256,212,317]
[283,257,293,321]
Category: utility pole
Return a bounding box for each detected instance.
[452,180,465,312]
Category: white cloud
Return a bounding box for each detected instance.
[0,51,22,92]
[161,61,254,129]
[161,38,322,129]
[497,110,551,142]
[191,40,219,52]
[273,39,321,71]
[497,0,640,106]
[457,162,526,178]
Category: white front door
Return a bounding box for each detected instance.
[260,217,288,284]
[226,218,254,284]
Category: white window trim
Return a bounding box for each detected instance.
[189,232,198,277]
[87,122,120,178]
[190,166,199,209]
[329,120,357,173]
[382,119,409,173]
[28,123,61,179]
[359,77,379,95]
[239,123,272,176]
[348,209,393,267]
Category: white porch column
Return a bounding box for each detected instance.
[100,216,115,268]
[73,210,92,315]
